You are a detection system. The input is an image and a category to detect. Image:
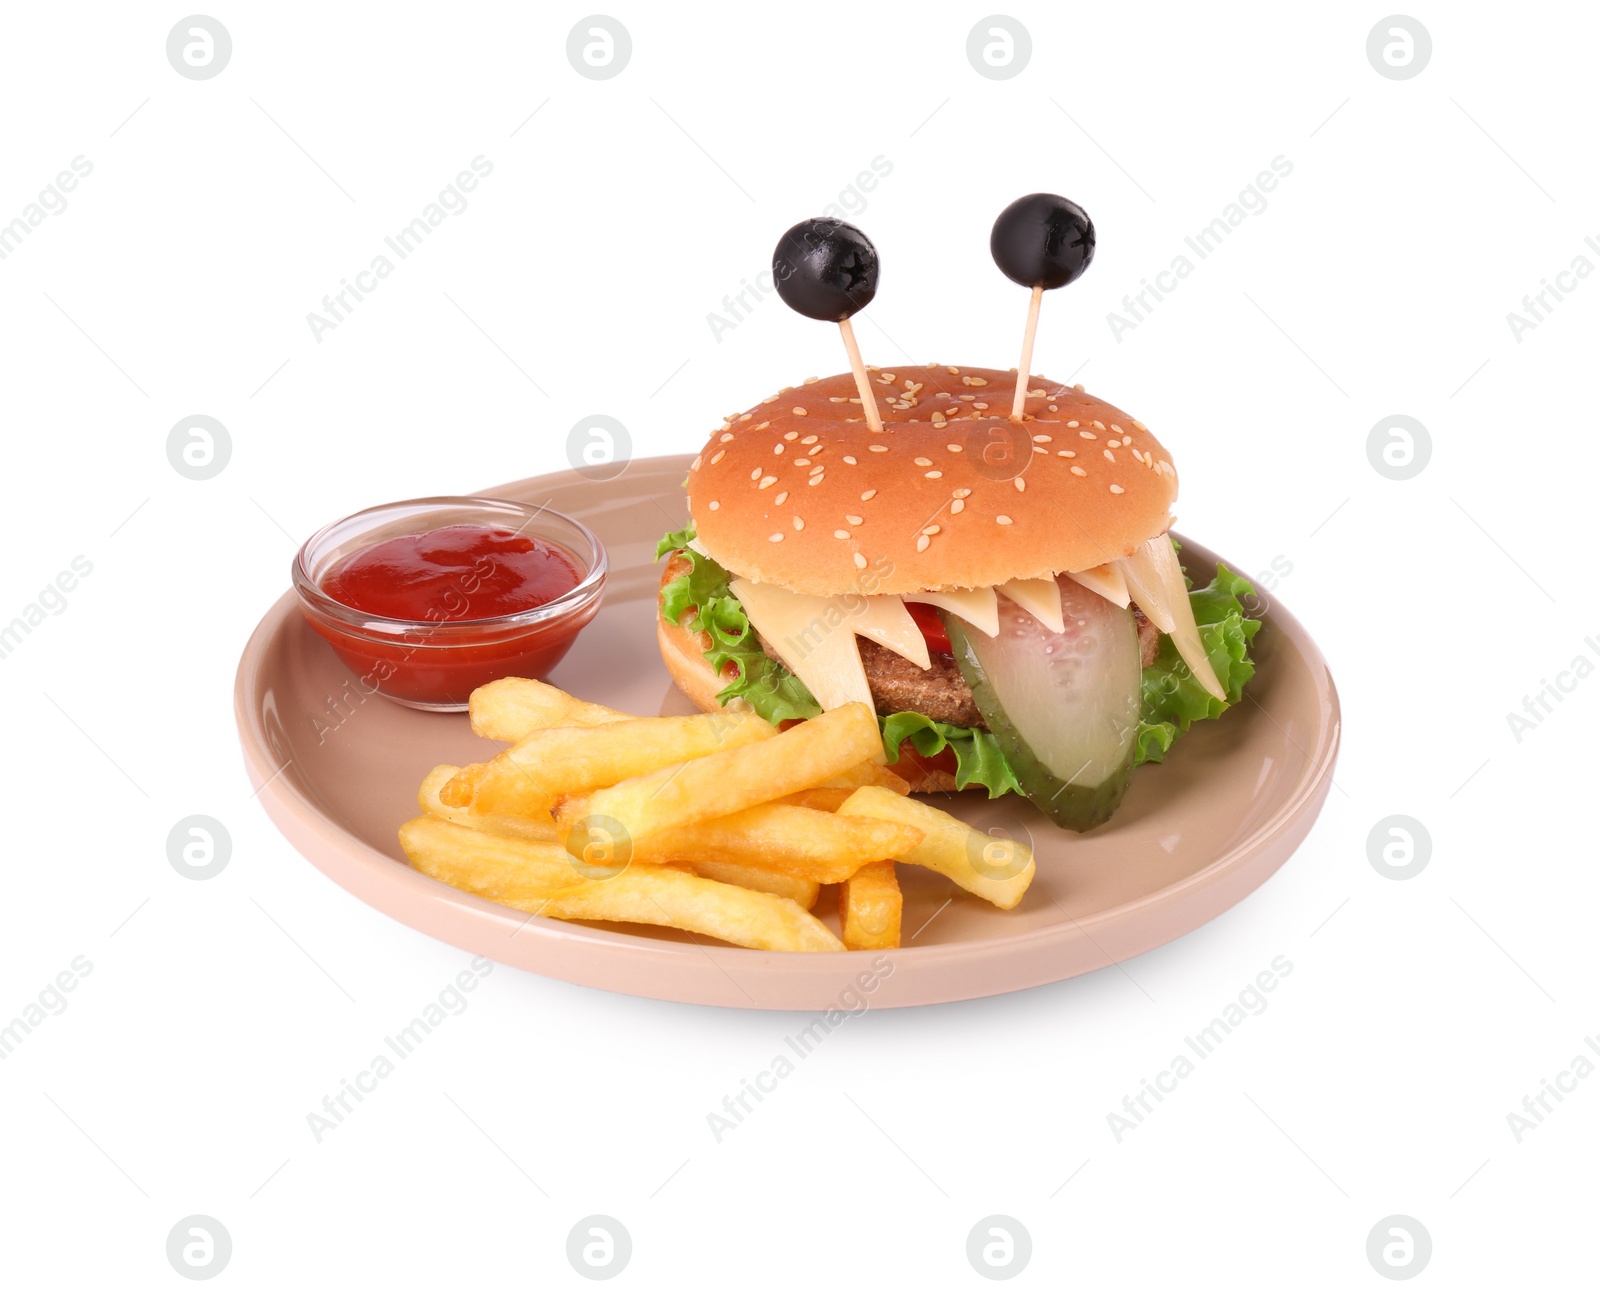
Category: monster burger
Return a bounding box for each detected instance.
[657,206,1258,830]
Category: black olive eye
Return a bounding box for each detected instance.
[772,218,880,322]
[990,194,1095,290]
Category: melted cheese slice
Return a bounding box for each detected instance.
[1132,534,1216,700]
[1113,545,1173,632]
[904,587,999,636]
[1065,563,1130,608]
[728,579,870,709]
[850,596,932,670]
[725,567,1096,704]
[1120,535,1226,699]
[997,578,1065,633]
[727,579,931,709]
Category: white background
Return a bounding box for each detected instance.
[2,1,1596,1290]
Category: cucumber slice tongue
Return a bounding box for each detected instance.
[942,579,1143,831]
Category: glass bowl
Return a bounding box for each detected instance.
[292,496,606,712]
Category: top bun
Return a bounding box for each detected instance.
[686,365,1178,596]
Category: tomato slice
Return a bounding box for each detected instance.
[906,601,952,655]
[889,739,957,781]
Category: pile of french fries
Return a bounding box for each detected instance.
[398,678,1036,953]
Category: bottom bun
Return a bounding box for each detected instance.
[655,613,736,715]
[656,611,958,795]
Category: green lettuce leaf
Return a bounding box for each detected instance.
[1135,563,1261,764]
[656,524,818,725]
[879,712,1025,797]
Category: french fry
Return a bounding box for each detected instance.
[837,786,1036,909]
[401,815,582,893]
[625,804,923,883]
[838,861,902,950]
[817,760,913,795]
[558,702,883,844]
[418,764,557,841]
[537,871,843,953]
[400,818,843,952]
[468,676,629,742]
[422,769,817,906]
[441,711,776,812]
[415,676,1038,955]
[683,860,820,909]
[777,788,853,812]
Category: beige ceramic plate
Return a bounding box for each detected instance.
[235,456,1339,1009]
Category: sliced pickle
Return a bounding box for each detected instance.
[943,578,1143,832]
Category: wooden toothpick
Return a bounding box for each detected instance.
[1011,284,1044,421]
[837,316,883,433]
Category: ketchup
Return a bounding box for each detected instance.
[302,523,599,710]
[321,525,579,621]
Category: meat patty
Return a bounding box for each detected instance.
[753,610,1161,730]
[1133,606,1160,668]
[858,639,985,728]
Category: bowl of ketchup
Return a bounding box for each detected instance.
[292,496,606,711]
